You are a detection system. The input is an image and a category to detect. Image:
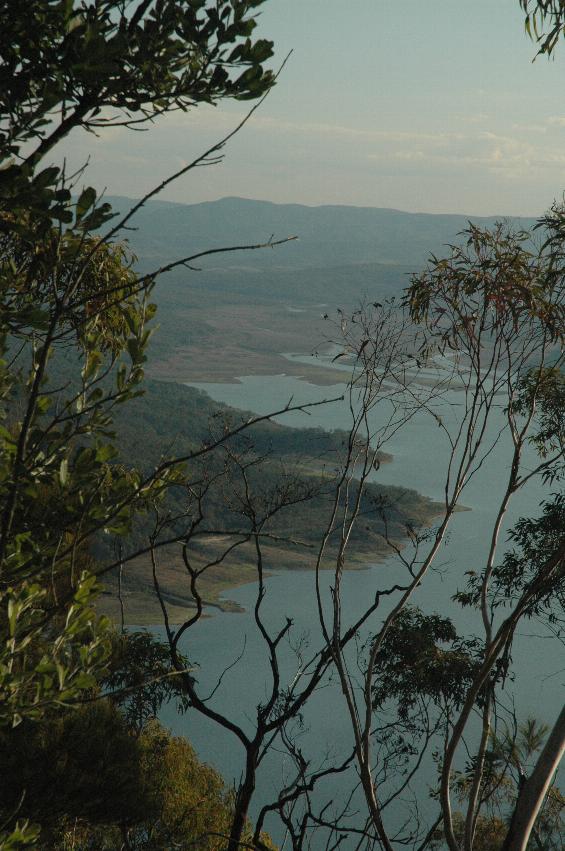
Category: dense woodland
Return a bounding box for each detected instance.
[0,2,564,851]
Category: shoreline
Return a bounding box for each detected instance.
[97,501,459,626]
[98,362,469,627]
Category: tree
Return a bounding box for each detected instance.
[431,718,564,851]
[2,2,564,849]
[0,1,284,845]
[521,1,565,55]
[103,628,191,735]
[330,221,564,849]
[0,629,277,849]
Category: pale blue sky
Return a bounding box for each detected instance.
[62,0,565,215]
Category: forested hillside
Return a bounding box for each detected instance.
[98,378,438,622]
[1,2,563,850]
[107,198,538,383]
[107,195,536,270]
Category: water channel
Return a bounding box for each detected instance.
[158,358,563,847]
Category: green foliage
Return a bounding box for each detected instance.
[0,201,160,728]
[0,2,278,846]
[454,364,564,621]
[514,366,565,469]
[431,811,508,851]
[0,0,274,164]
[130,721,244,851]
[1,575,111,728]
[521,1,565,56]
[407,221,562,347]
[371,606,482,720]
[0,628,261,846]
[432,718,565,851]
[103,629,191,733]
[454,493,565,621]
[0,825,40,851]
[0,698,275,850]
[0,701,146,831]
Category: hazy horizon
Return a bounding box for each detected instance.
[59,0,565,218]
[107,191,543,219]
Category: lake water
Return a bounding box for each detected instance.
[158,363,563,847]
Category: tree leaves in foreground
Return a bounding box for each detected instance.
[0,1,277,847]
[0,631,276,849]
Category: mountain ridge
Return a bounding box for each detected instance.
[105,195,538,272]
[107,193,537,220]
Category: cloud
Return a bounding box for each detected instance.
[511,122,547,134]
[158,107,466,147]
[55,99,565,215]
[365,128,565,180]
[456,112,489,125]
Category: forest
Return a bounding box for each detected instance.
[0,2,563,851]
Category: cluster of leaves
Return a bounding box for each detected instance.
[0,0,275,164]
[0,630,274,850]
[103,629,191,734]
[371,606,482,720]
[432,719,565,850]
[454,365,564,621]
[513,366,564,468]
[0,2,279,846]
[521,0,565,56]
[1,573,111,729]
[407,222,563,351]
[455,494,565,622]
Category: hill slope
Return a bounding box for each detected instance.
[97,380,440,624]
[106,197,535,384]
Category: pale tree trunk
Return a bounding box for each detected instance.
[502,704,565,851]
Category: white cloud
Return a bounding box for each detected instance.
[511,122,547,133]
[365,127,565,180]
[456,112,489,125]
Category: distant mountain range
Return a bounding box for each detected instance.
[102,196,538,383]
[107,195,537,272]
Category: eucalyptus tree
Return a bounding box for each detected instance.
[2,3,563,850]
[0,1,281,845]
[521,0,565,55]
[324,219,564,851]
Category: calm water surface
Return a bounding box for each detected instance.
[158,366,563,847]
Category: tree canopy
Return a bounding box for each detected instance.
[0,2,563,850]
[0,1,278,846]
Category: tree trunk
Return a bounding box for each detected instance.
[227,749,257,851]
[502,704,565,851]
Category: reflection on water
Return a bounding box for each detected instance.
[157,370,563,847]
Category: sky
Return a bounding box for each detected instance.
[61,0,565,216]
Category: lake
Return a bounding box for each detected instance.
[158,362,563,848]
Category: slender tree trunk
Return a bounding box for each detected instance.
[502,704,565,851]
[228,749,258,851]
